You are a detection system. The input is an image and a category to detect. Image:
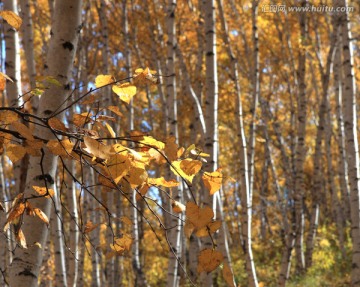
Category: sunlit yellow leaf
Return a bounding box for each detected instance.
[186,202,214,230]
[0,10,22,30]
[140,136,165,150]
[147,177,179,188]
[112,83,137,104]
[202,168,223,195]
[195,220,222,237]
[223,263,236,287]
[107,154,131,184]
[171,159,202,183]
[95,74,113,88]
[32,186,55,198]
[197,249,223,273]
[105,122,116,138]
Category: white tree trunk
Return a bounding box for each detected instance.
[8,1,82,286]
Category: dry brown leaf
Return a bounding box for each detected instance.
[195,220,222,237]
[197,249,223,273]
[84,137,113,159]
[107,106,124,117]
[33,208,49,226]
[186,202,213,230]
[48,117,67,132]
[184,220,195,238]
[6,144,26,163]
[110,233,133,255]
[47,139,74,157]
[84,221,101,233]
[73,113,92,127]
[223,263,236,287]
[0,110,18,123]
[16,229,27,249]
[126,166,148,188]
[4,202,25,232]
[164,136,178,161]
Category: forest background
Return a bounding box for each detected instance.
[0,0,359,286]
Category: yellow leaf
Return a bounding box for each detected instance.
[4,202,25,232]
[33,208,49,226]
[112,82,137,104]
[180,159,202,176]
[32,186,55,198]
[148,148,166,164]
[172,200,186,213]
[95,74,113,88]
[84,137,113,159]
[48,118,67,132]
[202,168,223,195]
[0,10,22,30]
[0,71,13,83]
[197,249,223,273]
[0,74,6,91]
[0,110,18,123]
[140,136,165,150]
[11,122,34,140]
[110,233,133,255]
[107,106,124,117]
[171,159,202,183]
[6,144,26,163]
[195,220,222,237]
[164,136,178,161]
[73,113,92,127]
[223,263,236,287]
[107,154,131,184]
[34,242,42,249]
[147,177,179,188]
[133,67,158,85]
[186,202,213,230]
[105,122,116,138]
[16,229,27,249]
[47,139,74,157]
[84,221,101,233]
[24,140,43,156]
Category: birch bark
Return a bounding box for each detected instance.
[8,1,82,286]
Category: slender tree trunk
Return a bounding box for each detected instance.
[335,0,360,284]
[304,25,337,269]
[293,0,308,274]
[8,1,82,286]
[217,0,257,285]
[51,186,68,287]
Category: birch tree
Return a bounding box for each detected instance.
[8,1,82,286]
